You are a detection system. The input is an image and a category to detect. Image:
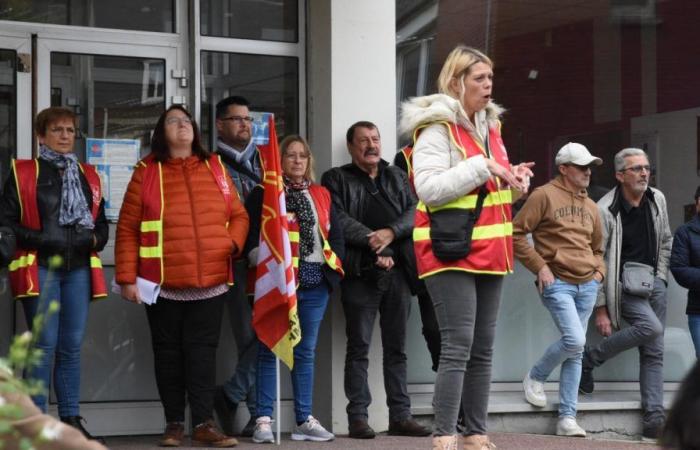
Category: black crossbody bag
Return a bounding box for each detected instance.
[428,186,488,261]
[428,131,491,262]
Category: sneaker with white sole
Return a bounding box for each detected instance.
[291,415,334,442]
[556,416,586,437]
[252,416,274,444]
[523,371,546,407]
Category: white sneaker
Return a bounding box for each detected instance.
[523,371,546,407]
[556,416,586,437]
[291,415,334,441]
[252,416,274,444]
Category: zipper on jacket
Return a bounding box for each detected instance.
[183,163,203,285]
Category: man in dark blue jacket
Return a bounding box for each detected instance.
[671,186,700,358]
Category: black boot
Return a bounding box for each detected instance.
[61,416,106,444]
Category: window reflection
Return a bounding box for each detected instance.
[0,50,16,187]
[398,0,698,384]
[200,0,298,42]
[0,1,174,33]
[50,53,165,161]
[200,51,299,150]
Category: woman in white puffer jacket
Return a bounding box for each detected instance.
[400,45,533,450]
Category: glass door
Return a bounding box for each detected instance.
[0,31,31,358]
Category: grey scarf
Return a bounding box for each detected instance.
[38,145,95,230]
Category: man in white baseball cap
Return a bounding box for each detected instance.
[512,142,605,438]
[555,142,603,167]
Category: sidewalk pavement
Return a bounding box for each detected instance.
[107,432,661,449]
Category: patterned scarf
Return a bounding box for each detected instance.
[284,177,315,259]
[38,145,95,230]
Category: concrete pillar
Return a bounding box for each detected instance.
[308,0,397,434]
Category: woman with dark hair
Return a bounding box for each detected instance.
[1,106,109,443]
[246,135,344,443]
[116,105,249,448]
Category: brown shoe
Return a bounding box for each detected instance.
[159,422,184,447]
[191,420,238,448]
[348,419,376,439]
[387,417,431,437]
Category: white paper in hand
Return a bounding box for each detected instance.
[110,277,161,305]
[136,277,161,305]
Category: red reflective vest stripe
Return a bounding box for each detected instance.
[137,154,234,285]
[8,159,108,299]
[412,122,514,278]
[287,184,344,286]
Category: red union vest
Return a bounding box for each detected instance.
[412,121,514,278]
[287,184,344,286]
[137,154,234,285]
[8,159,108,299]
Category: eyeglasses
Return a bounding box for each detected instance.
[619,165,652,174]
[165,116,193,126]
[49,127,76,135]
[220,116,254,124]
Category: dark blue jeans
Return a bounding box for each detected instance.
[256,284,329,423]
[22,265,91,417]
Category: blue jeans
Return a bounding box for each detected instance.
[689,315,700,358]
[22,265,91,417]
[223,261,257,415]
[530,278,598,418]
[256,284,329,423]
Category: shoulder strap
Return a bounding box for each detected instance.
[218,150,262,183]
[473,185,489,221]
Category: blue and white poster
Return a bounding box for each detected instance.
[250,112,273,145]
[86,138,140,221]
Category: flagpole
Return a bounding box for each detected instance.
[276,355,281,445]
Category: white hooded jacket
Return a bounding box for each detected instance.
[399,93,505,208]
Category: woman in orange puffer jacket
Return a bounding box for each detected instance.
[115,105,248,448]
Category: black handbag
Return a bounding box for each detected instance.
[428,186,488,262]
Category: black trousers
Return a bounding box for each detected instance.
[145,293,226,426]
[341,269,412,422]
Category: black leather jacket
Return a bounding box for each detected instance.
[2,159,109,271]
[321,160,417,280]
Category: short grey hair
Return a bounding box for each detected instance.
[614,148,648,172]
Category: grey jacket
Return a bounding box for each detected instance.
[596,186,673,329]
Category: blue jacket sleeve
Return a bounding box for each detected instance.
[671,225,700,291]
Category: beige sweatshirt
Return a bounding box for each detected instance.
[513,176,605,284]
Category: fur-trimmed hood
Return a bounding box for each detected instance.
[399,93,505,139]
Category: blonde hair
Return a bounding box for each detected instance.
[437,45,493,99]
[280,134,316,182]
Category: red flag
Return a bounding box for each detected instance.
[252,114,300,369]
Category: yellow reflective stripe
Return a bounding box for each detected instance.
[90,256,102,268]
[289,231,300,242]
[413,222,513,242]
[9,253,36,271]
[139,247,163,258]
[292,256,299,268]
[472,222,513,240]
[413,227,429,241]
[140,220,162,232]
[417,190,512,212]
